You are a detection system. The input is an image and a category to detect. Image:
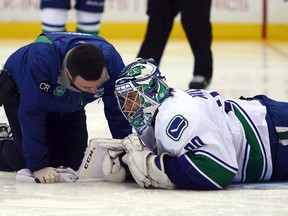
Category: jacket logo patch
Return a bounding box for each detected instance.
[166,114,188,141]
[39,81,51,93]
[53,85,66,96]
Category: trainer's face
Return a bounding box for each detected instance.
[67,68,109,94]
[72,76,102,94]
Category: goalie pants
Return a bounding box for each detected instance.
[0,71,87,171]
[254,95,288,181]
[137,0,213,80]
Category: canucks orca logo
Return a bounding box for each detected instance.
[127,65,145,77]
[166,115,188,141]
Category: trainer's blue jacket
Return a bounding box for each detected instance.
[4,32,132,171]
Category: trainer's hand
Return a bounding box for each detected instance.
[33,167,60,183]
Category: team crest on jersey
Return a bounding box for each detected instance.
[53,85,66,96]
[166,115,188,141]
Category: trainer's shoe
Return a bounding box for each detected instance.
[189,75,210,89]
[0,123,12,141]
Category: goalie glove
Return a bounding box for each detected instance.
[122,133,145,153]
[123,149,175,189]
[78,138,126,182]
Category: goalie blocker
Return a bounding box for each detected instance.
[78,138,126,182]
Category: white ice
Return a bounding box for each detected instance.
[1,39,288,215]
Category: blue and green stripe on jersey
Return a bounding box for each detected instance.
[229,100,268,182]
[185,151,237,189]
[184,100,269,188]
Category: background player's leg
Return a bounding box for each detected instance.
[40,0,70,32]
[75,0,105,34]
[137,0,178,65]
[180,0,213,89]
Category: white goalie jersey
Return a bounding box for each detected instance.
[150,89,273,183]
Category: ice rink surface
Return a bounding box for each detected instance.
[1,38,288,215]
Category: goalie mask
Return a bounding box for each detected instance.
[115,58,171,135]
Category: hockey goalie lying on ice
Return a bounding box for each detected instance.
[78,58,288,190]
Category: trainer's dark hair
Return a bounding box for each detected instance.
[66,44,106,81]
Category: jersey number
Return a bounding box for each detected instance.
[184,136,205,151]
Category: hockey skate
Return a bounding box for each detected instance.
[189,75,210,89]
[0,123,12,141]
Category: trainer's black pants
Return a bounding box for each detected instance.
[0,71,87,171]
[137,0,213,80]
